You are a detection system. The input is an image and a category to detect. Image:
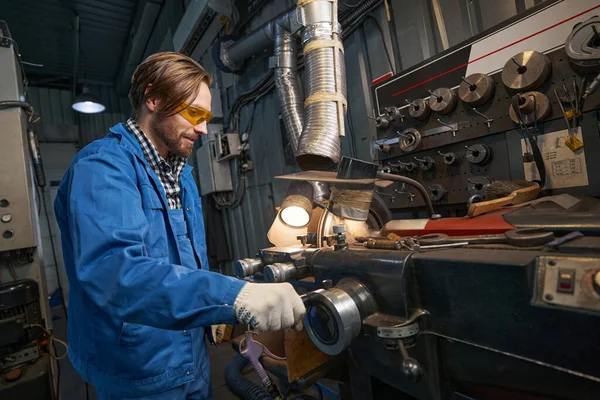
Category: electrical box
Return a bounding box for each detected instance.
[196,124,233,195]
[216,132,242,161]
[0,24,37,252]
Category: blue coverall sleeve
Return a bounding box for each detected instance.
[66,150,246,330]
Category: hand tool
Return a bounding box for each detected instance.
[468,183,540,217]
[418,228,554,248]
[239,331,286,399]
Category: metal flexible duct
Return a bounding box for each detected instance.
[273,24,304,155]
[295,1,347,170]
[220,1,347,171]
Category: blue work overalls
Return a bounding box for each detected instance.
[54,123,246,399]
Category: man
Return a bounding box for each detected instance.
[54,52,305,399]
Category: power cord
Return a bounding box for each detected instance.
[25,323,68,360]
[26,323,68,400]
[40,188,69,323]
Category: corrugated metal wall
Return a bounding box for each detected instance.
[27,84,131,146]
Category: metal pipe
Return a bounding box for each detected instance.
[296,0,347,170]
[222,11,295,71]
[376,172,436,217]
[273,24,304,155]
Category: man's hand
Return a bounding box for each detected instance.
[233,283,305,332]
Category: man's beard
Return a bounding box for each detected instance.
[150,117,193,158]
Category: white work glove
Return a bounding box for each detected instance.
[234,282,305,332]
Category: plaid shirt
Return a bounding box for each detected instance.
[126,118,187,210]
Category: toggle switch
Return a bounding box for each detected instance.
[557,269,575,294]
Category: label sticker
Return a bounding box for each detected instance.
[521,127,588,189]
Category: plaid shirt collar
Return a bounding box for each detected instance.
[125,118,187,209]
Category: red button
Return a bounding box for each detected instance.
[559,282,572,290]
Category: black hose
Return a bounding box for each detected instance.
[340,0,382,27]
[376,172,437,217]
[0,100,32,113]
[225,354,274,400]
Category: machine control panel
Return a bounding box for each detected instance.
[535,256,600,313]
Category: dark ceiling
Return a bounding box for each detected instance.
[1,0,138,86]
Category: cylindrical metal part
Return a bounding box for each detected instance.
[235,258,265,278]
[384,106,404,122]
[264,262,297,283]
[402,162,417,172]
[375,115,390,129]
[428,184,446,201]
[501,51,551,91]
[398,128,421,153]
[438,151,458,165]
[508,91,551,126]
[406,98,431,121]
[465,144,491,165]
[366,238,400,250]
[296,1,347,171]
[414,156,435,171]
[428,88,457,115]
[458,73,495,107]
[303,278,377,355]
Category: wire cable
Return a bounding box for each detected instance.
[363,15,395,74]
[1,36,29,95]
[27,323,68,360]
[41,187,69,321]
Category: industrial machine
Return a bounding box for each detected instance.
[0,21,56,399]
[226,1,600,399]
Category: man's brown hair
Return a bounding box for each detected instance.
[129,52,212,116]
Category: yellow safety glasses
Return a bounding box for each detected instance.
[177,102,213,125]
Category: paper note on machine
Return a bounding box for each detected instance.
[521,127,588,190]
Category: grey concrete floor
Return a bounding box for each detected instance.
[52,307,257,400]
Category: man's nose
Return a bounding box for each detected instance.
[193,121,208,136]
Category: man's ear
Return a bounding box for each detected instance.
[144,84,158,112]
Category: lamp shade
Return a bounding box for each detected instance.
[279,181,314,228]
[72,87,105,114]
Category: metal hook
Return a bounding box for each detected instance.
[428,90,442,102]
[437,151,451,157]
[464,145,478,153]
[437,118,457,137]
[394,189,415,202]
[376,190,396,202]
[472,108,493,128]
[511,57,525,71]
[414,157,426,162]
[461,76,476,90]
[396,131,412,139]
